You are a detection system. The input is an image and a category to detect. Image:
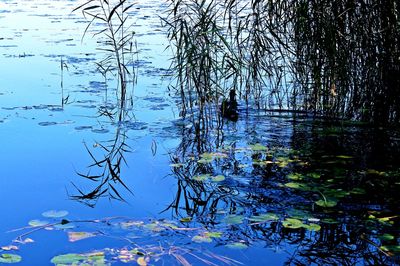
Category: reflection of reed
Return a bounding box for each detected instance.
[71,106,133,207]
[166,114,398,265]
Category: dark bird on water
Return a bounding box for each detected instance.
[220,89,238,121]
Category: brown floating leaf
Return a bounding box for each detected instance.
[68,232,96,242]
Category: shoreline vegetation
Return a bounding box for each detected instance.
[163,0,400,126]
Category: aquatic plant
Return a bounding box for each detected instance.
[165,0,400,125]
[73,0,137,111]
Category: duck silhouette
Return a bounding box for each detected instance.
[220,89,238,121]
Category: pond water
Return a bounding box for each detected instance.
[0,0,400,265]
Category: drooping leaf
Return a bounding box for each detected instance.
[42,210,69,218]
[0,254,22,263]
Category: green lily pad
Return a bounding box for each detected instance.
[50,252,105,265]
[249,213,279,222]
[192,174,210,181]
[284,182,310,191]
[249,143,268,151]
[28,219,49,227]
[350,188,366,195]
[379,233,395,241]
[0,254,22,263]
[211,175,225,182]
[308,172,321,179]
[204,231,223,238]
[282,218,304,229]
[226,242,248,249]
[381,245,400,253]
[303,223,321,231]
[198,158,213,164]
[42,210,69,218]
[315,199,337,208]
[336,155,353,159]
[51,253,86,264]
[180,217,192,223]
[192,235,212,243]
[287,173,302,180]
[321,218,339,224]
[223,215,244,225]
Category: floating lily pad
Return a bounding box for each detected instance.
[42,210,68,218]
[249,143,268,151]
[308,172,321,179]
[284,182,310,191]
[54,223,75,230]
[321,218,339,224]
[68,232,96,242]
[379,233,395,241]
[50,252,104,265]
[249,213,279,222]
[38,121,57,126]
[282,218,304,229]
[51,253,85,264]
[381,245,400,253]
[336,155,353,159]
[180,217,192,223]
[226,242,248,249]
[204,231,223,238]
[287,173,302,180]
[303,223,321,231]
[28,220,49,227]
[192,235,212,243]
[211,175,225,182]
[193,174,210,181]
[350,188,366,195]
[137,257,148,266]
[91,128,109,134]
[315,199,337,208]
[0,254,22,263]
[223,215,244,225]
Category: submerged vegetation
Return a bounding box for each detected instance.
[165,0,400,125]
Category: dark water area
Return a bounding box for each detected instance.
[0,0,399,265]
